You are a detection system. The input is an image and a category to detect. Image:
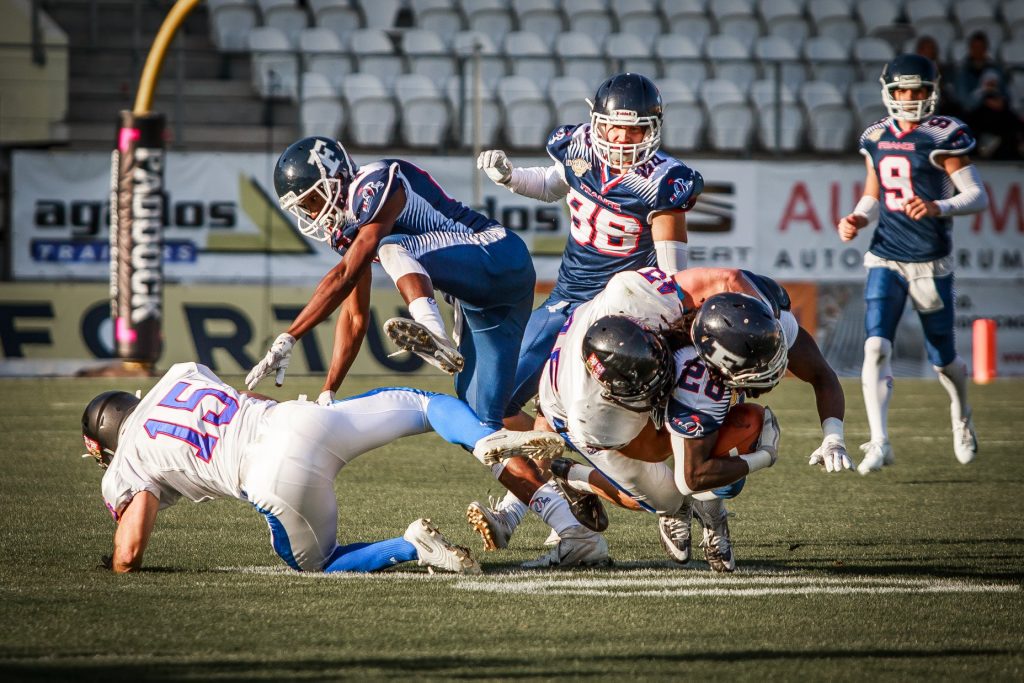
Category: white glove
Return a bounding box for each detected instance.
[476,149,513,185]
[246,333,295,390]
[757,406,780,466]
[809,434,853,473]
[316,390,335,406]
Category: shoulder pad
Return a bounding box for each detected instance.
[546,124,581,161]
[741,271,791,314]
[656,164,703,211]
[349,161,400,227]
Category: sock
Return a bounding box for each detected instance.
[408,296,448,339]
[935,356,970,423]
[862,336,893,444]
[496,490,528,528]
[566,463,597,493]
[426,394,492,450]
[323,537,417,573]
[529,483,579,535]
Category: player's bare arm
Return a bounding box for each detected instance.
[111,491,159,573]
[322,266,372,398]
[676,433,752,493]
[786,327,845,424]
[839,157,881,241]
[673,267,759,309]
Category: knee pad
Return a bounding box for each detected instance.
[377,241,428,281]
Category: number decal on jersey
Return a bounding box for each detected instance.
[637,267,676,295]
[878,155,915,211]
[925,117,951,129]
[677,359,726,402]
[143,381,239,463]
[566,189,643,256]
[548,348,561,392]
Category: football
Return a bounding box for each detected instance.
[711,403,765,458]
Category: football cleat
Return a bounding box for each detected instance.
[472,429,565,466]
[383,318,465,375]
[657,499,693,565]
[952,411,978,465]
[543,529,561,547]
[548,458,609,532]
[466,500,515,551]
[403,518,481,575]
[520,526,611,569]
[694,499,735,573]
[857,440,894,475]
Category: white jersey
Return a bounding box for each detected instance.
[101,362,274,520]
[540,267,799,450]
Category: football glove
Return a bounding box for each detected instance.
[476,149,513,185]
[246,333,295,390]
[809,434,853,473]
[316,390,335,406]
[757,406,780,465]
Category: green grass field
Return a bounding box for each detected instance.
[1,373,1022,681]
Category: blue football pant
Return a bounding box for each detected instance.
[864,266,957,367]
[505,294,582,418]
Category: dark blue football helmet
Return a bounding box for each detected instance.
[590,73,663,171]
[273,136,358,241]
[691,293,787,391]
[582,315,675,414]
[880,54,939,122]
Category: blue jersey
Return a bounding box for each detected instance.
[858,115,976,262]
[330,159,498,254]
[546,124,703,302]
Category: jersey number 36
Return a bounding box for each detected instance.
[567,190,643,256]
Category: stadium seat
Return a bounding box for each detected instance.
[954,2,1005,49]
[349,29,404,90]
[700,78,755,151]
[905,0,950,23]
[362,0,401,30]
[854,0,901,38]
[1000,39,1024,68]
[755,100,805,152]
[705,34,758,92]
[1005,0,1024,39]
[555,31,608,86]
[804,36,857,93]
[656,35,709,85]
[497,75,554,148]
[298,71,344,138]
[604,33,659,77]
[754,35,808,91]
[504,32,559,93]
[848,80,888,129]
[563,0,616,46]
[257,0,309,47]
[1007,70,1024,112]
[298,27,352,94]
[402,29,457,84]
[664,0,714,46]
[463,0,516,48]
[342,72,398,145]
[759,0,810,47]
[800,80,855,152]
[609,0,665,38]
[445,76,503,146]
[808,0,860,45]
[410,0,465,38]
[658,78,705,151]
[512,0,565,49]
[310,0,364,47]
[914,19,958,52]
[711,0,763,46]
[393,73,450,147]
[853,36,895,81]
[548,75,592,126]
[248,26,300,99]
[208,0,259,53]
[452,30,507,88]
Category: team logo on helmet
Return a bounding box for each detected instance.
[568,158,592,177]
[585,352,606,380]
[309,139,342,177]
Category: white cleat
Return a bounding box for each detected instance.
[472,429,565,466]
[403,518,481,575]
[521,526,611,569]
[694,499,735,573]
[383,317,465,375]
[952,411,978,464]
[857,440,894,475]
[543,529,561,547]
[466,500,515,551]
[658,499,693,565]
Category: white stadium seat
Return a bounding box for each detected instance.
[755,35,808,91]
[258,0,308,47]
[248,26,299,99]
[711,0,762,46]
[497,75,554,148]
[656,35,708,86]
[609,0,665,39]
[665,0,714,46]
[411,0,465,38]
[1005,0,1024,39]
[512,0,565,49]
[604,33,659,78]
[555,31,608,86]
[504,31,559,93]
[208,0,259,53]
[446,76,503,146]
[362,0,401,30]
[855,0,901,38]
[463,0,516,48]
[548,75,592,125]
[705,34,758,92]
[954,2,1005,49]
[393,73,450,148]
[451,30,507,88]
[658,77,705,151]
[700,78,755,151]
[808,0,860,45]
[342,72,398,145]
[905,0,950,23]
[562,0,615,46]
[349,29,404,90]
[804,36,857,93]
[800,80,855,152]
[310,0,363,47]
[848,80,888,129]
[298,71,344,138]
[853,36,895,81]
[402,29,457,84]
[760,0,811,48]
[298,27,351,94]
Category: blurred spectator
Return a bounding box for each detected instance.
[914,35,964,119]
[954,31,1007,111]
[965,70,1024,160]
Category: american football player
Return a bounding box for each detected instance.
[81,362,566,574]
[838,54,989,473]
[469,267,850,571]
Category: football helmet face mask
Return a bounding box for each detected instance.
[82,390,141,469]
[274,136,358,242]
[589,73,663,172]
[691,293,788,391]
[582,315,676,414]
[880,54,939,122]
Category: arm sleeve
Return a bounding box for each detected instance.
[934,164,989,217]
[505,163,570,202]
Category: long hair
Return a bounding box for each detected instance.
[662,309,697,352]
